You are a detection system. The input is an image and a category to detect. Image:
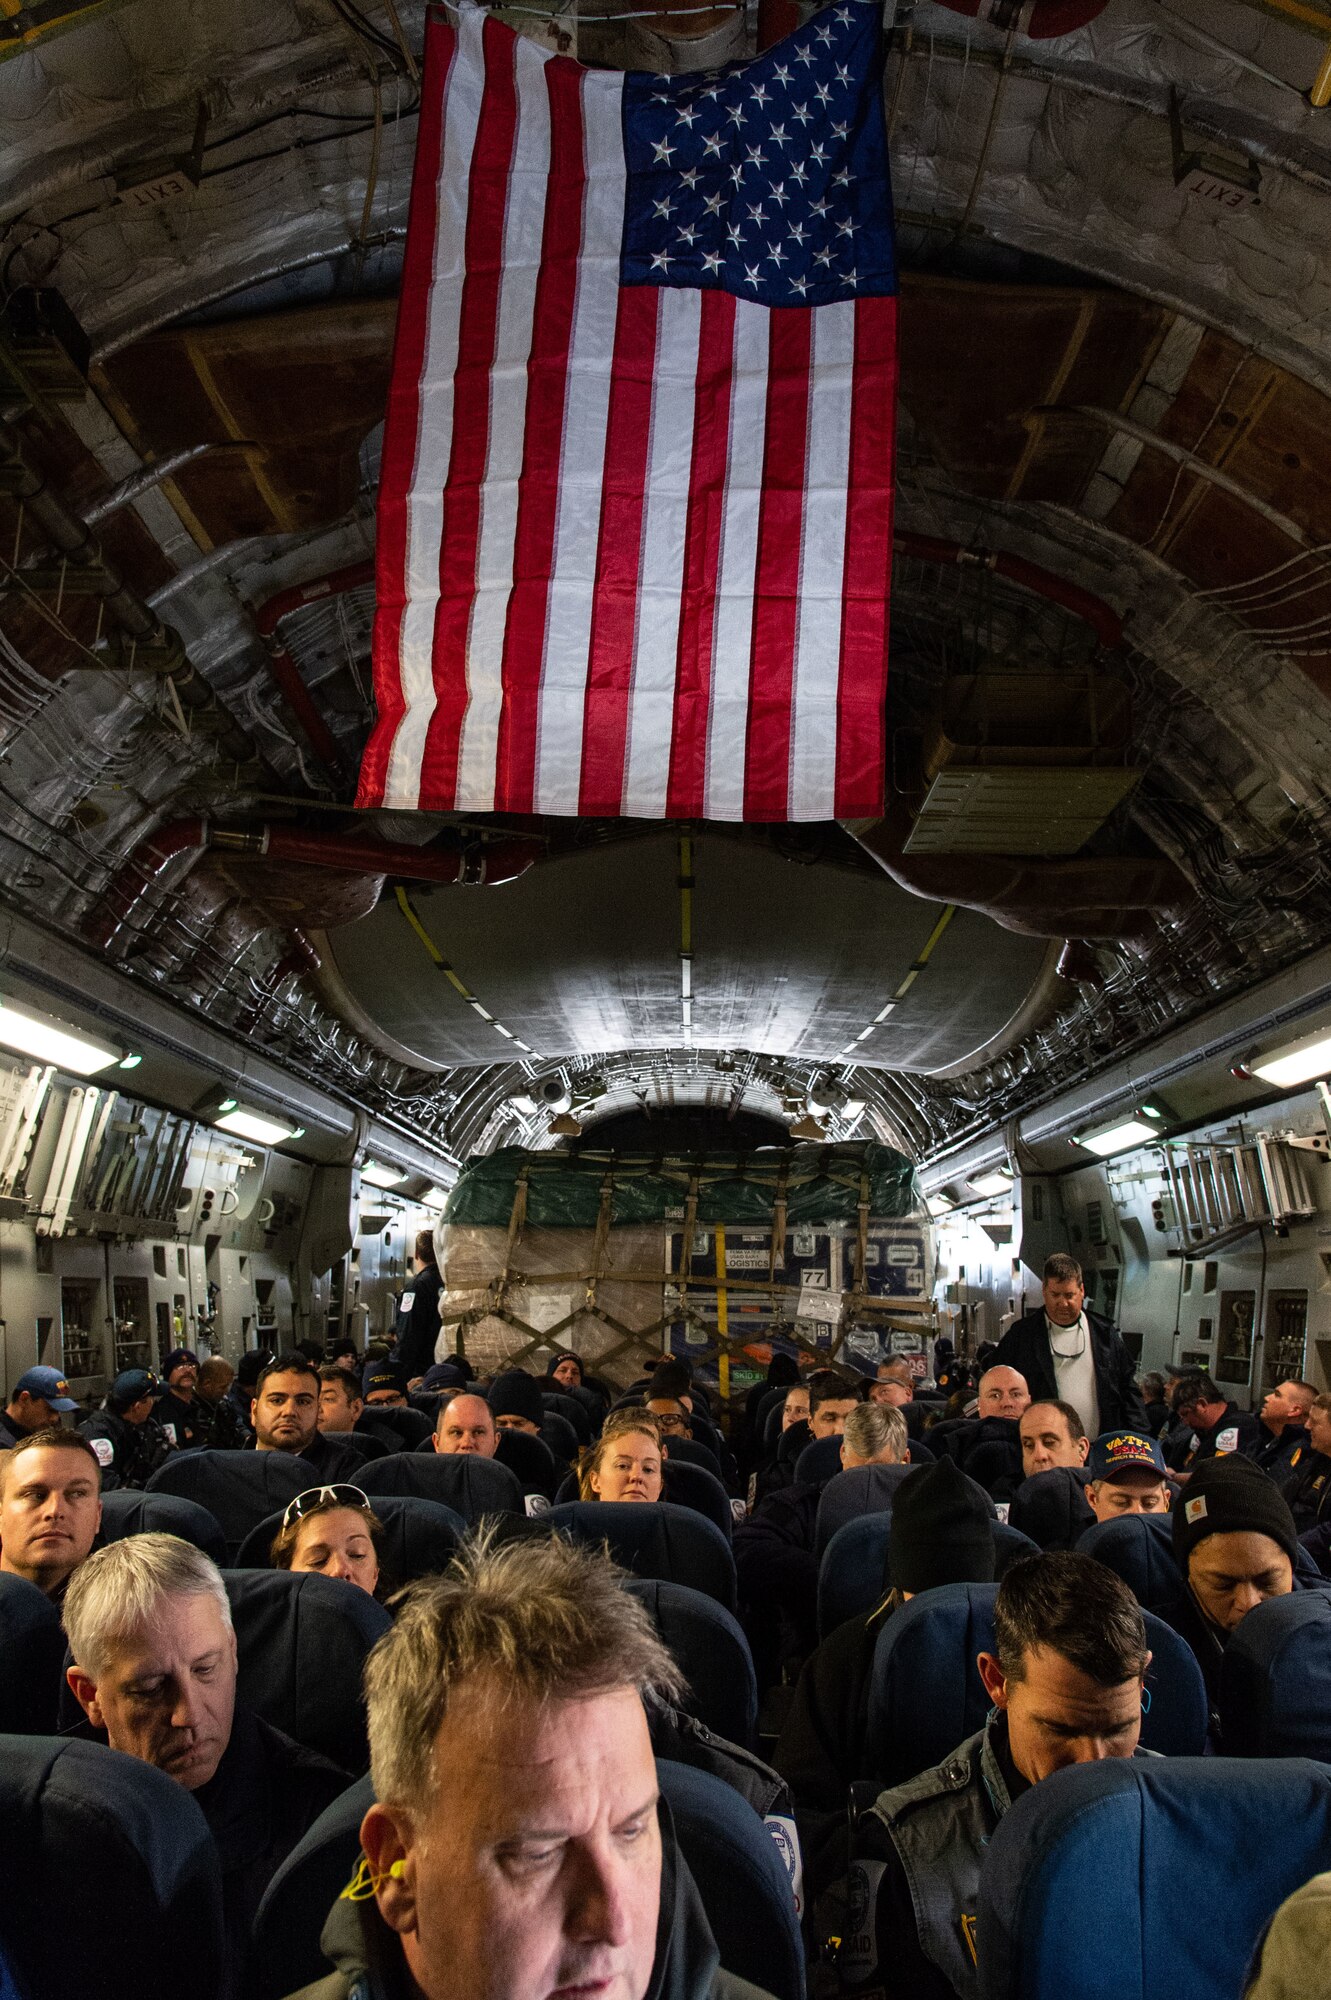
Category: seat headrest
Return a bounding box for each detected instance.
[865,1582,999,1784]
[660,1459,733,1539]
[494,1427,560,1498]
[0,1577,67,1735]
[657,1759,804,2000]
[358,1452,524,1521]
[146,1450,311,1555]
[0,1735,224,2000]
[224,1570,391,1772]
[794,1433,847,1487]
[814,1462,913,1560]
[1219,1588,1331,1759]
[623,1578,757,1747]
[252,1774,374,2000]
[1008,1469,1095,1552]
[549,1501,736,1610]
[977,1757,1331,2000]
[98,1489,227,1565]
[1077,1512,1185,1616]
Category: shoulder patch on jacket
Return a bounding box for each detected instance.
[88,1435,115,1469]
[1216,1427,1240,1453]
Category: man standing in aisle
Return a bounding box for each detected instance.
[994,1254,1147,1436]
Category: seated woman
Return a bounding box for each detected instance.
[269,1483,384,1598]
[576,1413,664,1503]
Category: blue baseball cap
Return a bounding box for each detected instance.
[109,1369,158,1412]
[1087,1430,1167,1482]
[12,1365,77,1412]
[363,1359,407,1399]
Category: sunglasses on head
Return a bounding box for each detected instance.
[282,1484,371,1530]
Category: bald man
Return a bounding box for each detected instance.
[977,1367,1031,1420]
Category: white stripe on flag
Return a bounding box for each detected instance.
[533,68,627,817]
[621,285,702,819]
[703,298,769,821]
[790,299,855,819]
[453,30,553,811]
[382,5,486,810]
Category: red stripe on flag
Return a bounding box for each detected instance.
[743,307,813,821]
[357,14,454,810]
[494,57,585,815]
[834,294,897,817]
[417,16,519,810]
[577,284,661,816]
[666,289,735,820]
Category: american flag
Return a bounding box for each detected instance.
[357,0,898,822]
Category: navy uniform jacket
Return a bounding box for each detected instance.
[79,1410,172,1490]
[1249,1423,1310,1480]
[153,1386,209,1452]
[1166,1401,1262,1472]
[993,1309,1148,1432]
[394,1262,445,1380]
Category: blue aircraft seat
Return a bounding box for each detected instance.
[0,1576,67,1735]
[1219,1588,1331,1759]
[816,1507,1023,1639]
[0,1734,224,2000]
[661,1459,734,1539]
[98,1487,227,1564]
[146,1449,311,1559]
[977,1757,1331,2000]
[624,1577,758,1747]
[359,1450,523,1521]
[223,1569,391,1773]
[1077,1512,1186,1617]
[550,1500,737,1610]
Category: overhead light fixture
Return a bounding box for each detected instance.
[215,1106,300,1146]
[117,1052,143,1071]
[420,1184,451,1208]
[1075,1118,1157,1158]
[926,1193,954,1218]
[360,1159,408,1188]
[0,996,121,1076]
[789,1113,827,1141]
[969,1169,1013,1198]
[1252,1030,1331,1091]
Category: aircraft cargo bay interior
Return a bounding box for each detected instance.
[2,3,1331,1998]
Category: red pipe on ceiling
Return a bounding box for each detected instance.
[931,0,1109,36]
[895,532,1124,651]
[87,818,543,955]
[251,560,376,788]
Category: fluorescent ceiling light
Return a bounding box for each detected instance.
[360,1159,408,1188]
[118,1052,143,1071]
[1076,1119,1157,1158]
[1252,1031,1331,1090]
[926,1193,954,1217]
[421,1185,451,1208]
[215,1107,299,1146]
[969,1170,1013,1198]
[0,997,120,1076]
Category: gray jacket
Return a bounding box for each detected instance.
[282,1806,776,2000]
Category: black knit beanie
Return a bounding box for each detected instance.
[889,1455,996,1594]
[1172,1453,1299,1572]
[489,1369,545,1426]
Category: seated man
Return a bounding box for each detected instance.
[976,1365,1030,1423]
[318,1364,366,1436]
[866,1361,925,1440]
[198,1357,247,1450]
[1168,1452,1298,1703]
[0,1365,78,1447]
[645,1394,693,1442]
[0,1427,101,1602]
[809,1372,859,1442]
[780,1383,810,1433]
[252,1355,364,1480]
[1249,1378,1317,1480]
[361,1358,409,1411]
[489,1370,545,1436]
[1284,1391,1331,1535]
[64,1532,347,1991]
[1084,1429,1172,1522]
[840,1552,1150,1999]
[153,1348,209,1452]
[1166,1371,1261,1474]
[433,1390,498,1457]
[1018,1400,1089,1478]
[221,1348,271,1447]
[80,1368,172,1488]
[286,1530,773,2000]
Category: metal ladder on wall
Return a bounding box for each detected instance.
[1161,1135,1316,1252]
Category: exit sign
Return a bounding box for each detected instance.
[114,169,193,209]
[1181,167,1259,211]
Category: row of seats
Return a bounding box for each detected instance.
[0,1735,805,2000]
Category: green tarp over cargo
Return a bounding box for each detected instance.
[443,1143,921,1230]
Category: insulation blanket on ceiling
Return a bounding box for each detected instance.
[441,1143,922,1230]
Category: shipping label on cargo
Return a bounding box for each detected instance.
[861,1224,930,1298]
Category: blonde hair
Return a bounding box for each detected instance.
[365,1527,683,1817]
[63,1532,230,1680]
[575,1410,664,1502]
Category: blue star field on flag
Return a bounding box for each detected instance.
[620,0,897,310]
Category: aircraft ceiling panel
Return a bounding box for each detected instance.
[323,833,1047,1070]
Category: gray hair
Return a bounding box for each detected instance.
[63,1532,231,1681]
[843,1402,908,1464]
[366,1527,683,1819]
